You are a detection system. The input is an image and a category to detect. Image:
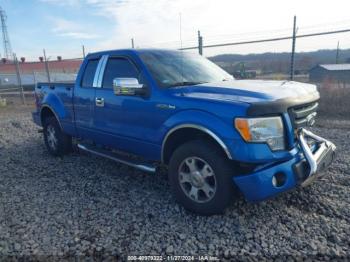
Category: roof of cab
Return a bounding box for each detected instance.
[86,48,181,58]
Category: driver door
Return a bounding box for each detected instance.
[92,56,158,157]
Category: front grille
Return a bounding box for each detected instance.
[289,102,318,129]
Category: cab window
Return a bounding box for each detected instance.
[81,59,99,87]
[102,58,140,89]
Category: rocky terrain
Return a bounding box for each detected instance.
[0,108,349,261]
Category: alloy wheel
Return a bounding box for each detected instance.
[178,157,217,203]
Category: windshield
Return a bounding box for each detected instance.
[139,50,234,88]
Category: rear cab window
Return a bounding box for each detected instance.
[81,59,99,87]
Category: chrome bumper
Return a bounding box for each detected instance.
[298,129,336,187]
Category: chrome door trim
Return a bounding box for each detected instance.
[161,124,233,163]
[96,55,109,88]
[92,57,103,88]
[92,55,109,88]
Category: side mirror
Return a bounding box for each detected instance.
[113,78,146,96]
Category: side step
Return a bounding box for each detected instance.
[77,144,156,173]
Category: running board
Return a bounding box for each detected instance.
[77,144,156,173]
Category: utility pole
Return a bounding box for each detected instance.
[290,16,297,81]
[82,45,86,59]
[336,41,340,64]
[131,38,135,48]
[13,53,25,104]
[32,71,37,86]
[43,49,51,83]
[198,30,203,56]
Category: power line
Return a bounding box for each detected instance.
[150,19,350,48]
[203,28,292,41]
[205,21,350,44]
[298,19,350,31]
[179,28,350,50]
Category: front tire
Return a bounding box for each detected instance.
[168,140,235,215]
[43,117,72,157]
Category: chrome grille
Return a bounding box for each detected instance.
[289,102,318,129]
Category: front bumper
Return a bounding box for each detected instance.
[233,128,336,202]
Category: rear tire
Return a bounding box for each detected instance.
[43,117,72,157]
[168,140,235,215]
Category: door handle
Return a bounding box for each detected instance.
[95,97,105,107]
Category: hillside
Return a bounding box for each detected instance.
[209,49,350,75]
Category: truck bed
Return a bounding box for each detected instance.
[34,82,75,135]
[36,82,75,89]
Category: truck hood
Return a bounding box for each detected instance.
[172,80,318,104]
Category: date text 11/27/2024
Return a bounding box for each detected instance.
[127,255,219,261]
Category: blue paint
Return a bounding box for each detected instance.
[233,156,301,202]
[32,49,323,202]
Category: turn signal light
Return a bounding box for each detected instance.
[234,118,252,141]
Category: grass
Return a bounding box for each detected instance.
[317,81,350,119]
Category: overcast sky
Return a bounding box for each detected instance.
[1,0,350,60]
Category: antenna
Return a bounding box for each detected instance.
[179,12,183,49]
[179,12,184,82]
[0,6,13,60]
[82,45,86,58]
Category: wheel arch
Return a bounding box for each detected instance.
[40,105,62,129]
[161,124,232,164]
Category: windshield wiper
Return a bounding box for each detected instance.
[166,81,206,88]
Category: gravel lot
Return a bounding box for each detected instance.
[0,107,349,261]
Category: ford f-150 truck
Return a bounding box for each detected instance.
[32,49,336,215]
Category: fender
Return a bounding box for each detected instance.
[40,93,67,127]
[160,110,241,162]
[40,104,62,128]
[162,124,232,162]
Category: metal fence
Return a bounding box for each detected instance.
[0,72,77,86]
[178,16,350,81]
[1,16,350,108]
[0,55,79,107]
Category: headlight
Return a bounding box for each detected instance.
[234,116,285,151]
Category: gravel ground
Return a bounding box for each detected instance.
[0,108,349,261]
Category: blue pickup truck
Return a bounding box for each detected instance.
[33,49,336,215]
